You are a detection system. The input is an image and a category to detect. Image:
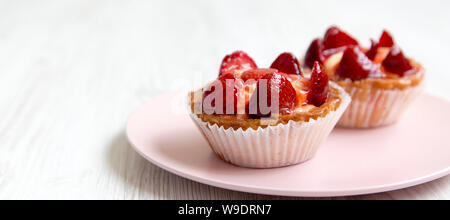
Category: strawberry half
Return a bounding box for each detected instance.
[323,26,359,50]
[307,62,329,107]
[365,39,379,61]
[270,52,303,76]
[247,72,298,117]
[219,51,257,76]
[382,47,414,76]
[379,30,394,48]
[241,68,278,82]
[335,45,382,81]
[304,38,326,69]
[203,73,240,114]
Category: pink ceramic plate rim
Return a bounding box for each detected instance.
[127,133,449,197]
[126,92,450,197]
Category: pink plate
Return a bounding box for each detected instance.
[126,92,450,197]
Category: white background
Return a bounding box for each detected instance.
[0,0,449,199]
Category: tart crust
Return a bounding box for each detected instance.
[190,83,344,130]
[327,59,425,128]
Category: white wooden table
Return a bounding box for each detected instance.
[0,0,449,200]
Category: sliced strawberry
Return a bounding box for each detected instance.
[247,72,298,117]
[366,39,379,60]
[335,45,383,81]
[270,52,302,76]
[219,51,257,76]
[379,30,394,48]
[382,47,414,76]
[304,38,326,69]
[241,68,278,82]
[322,46,347,58]
[307,62,329,107]
[203,73,239,114]
[323,26,359,50]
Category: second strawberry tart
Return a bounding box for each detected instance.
[304,26,425,128]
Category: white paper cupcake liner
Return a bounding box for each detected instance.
[189,83,351,168]
[338,84,423,128]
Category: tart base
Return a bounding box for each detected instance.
[336,66,424,128]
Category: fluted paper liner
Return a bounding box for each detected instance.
[189,83,351,168]
[338,84,423,128]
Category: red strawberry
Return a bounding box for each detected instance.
[247,72,298,117]
[335,45,382,81]
[322,46,347,58]
[379,30,394,48]
[366,39,379,60]
[241,68,278,82]
[270,52,303,76]
[219,51,257,76]
[307,62,329,107]
[382,47,413,76]
[203,73,239,114]
[304,38,326,69]
[323,26,359,50]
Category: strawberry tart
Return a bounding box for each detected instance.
[189,51,350,168]
[304,26,425,128]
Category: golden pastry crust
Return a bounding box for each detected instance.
[189,84,343,131]
[322,57,425,128]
